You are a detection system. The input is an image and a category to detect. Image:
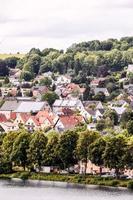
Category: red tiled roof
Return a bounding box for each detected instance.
[61,108,74,115]
[65,83,85,94]
[10,112,17,120]
[36,111,57,125]
[0,114,7,122]
[59,114,83,129]
[29,116,40,126]
[10,88,17,96]
[19,113,30,123]
[66,83,80,91]
[90,79,100,85]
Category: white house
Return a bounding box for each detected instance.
[127,64,133,73]
[53,99,84,114]
[0,122,19,133]
[55,75,71,85]
[94,88,110,96]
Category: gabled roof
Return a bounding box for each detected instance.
[10,112,16,120]
[26,116,40,126]
[15,101,48,113]
[90,78,106,86]
[58,115,83,130]
[110,100,128,107]
[36,111,58,125]
[94,87,109,94]
[0,114,7,122]
[32,86,49,93]
[53,99,82,107]
[0,101,21,111]
[65,83,85,94]
[85,109,96,116]
[19,113,30,123]
[111,107,126,115]
[83,101,102,108]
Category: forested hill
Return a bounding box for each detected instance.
[0,36,133,83]
[67,36,133,52]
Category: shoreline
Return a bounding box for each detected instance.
[10,178,128,191]
[0,172,133,190]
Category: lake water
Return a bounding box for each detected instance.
[0,179,133,200]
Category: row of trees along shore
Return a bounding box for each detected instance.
[0,125,133,178]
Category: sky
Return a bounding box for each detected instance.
[0,0,133,53]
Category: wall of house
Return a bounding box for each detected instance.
[0,111,11,120]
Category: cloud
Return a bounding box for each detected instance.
[0,0,133,52]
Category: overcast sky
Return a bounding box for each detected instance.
[0,0,133,53]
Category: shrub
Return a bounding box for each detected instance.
[109,180,119,187]
[19,172,30,180]
[127,181,133,189]
[0,162,12,174]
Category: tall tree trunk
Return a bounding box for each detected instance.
[23,164,25,171]
[84,159,87,175]
[115,168,119,179]
[100,166,102,176]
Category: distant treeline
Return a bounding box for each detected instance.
[0,36,133,82]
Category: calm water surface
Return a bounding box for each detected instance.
[0,180,133,200]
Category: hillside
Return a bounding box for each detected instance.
[0,53,25,59]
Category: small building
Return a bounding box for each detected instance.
[0,121,19,133]
[127,64,133,73]
[55,114,84,132]
[55,75,71,85]
[0,101,21,119]
[15,101,50,114]
[83,101,104,110]
[94,88,109,96]
[53,99,84,114]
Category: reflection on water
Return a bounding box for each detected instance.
[0,180,133,200]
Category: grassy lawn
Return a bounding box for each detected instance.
[0,172,132,189]
[0,53,25,59]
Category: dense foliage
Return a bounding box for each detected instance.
[0,127,133,177]
[1,37,133,81]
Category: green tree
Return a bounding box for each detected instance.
[104,109,118,125]
[83,86,91,101]
[76,130,100,174]
[4,76,10,84]
[39,77,52,87]
[25,90,33,97]
[21,71,33,81]
[126,138,133,169]
[57,130,78,170]
[28,54,41,74]
[121,110,133,128]
[89,137,106,175]
[28,131,47,171]
[94,92,105,102]
[103,135,128,178]
[41,92,59,106]
[16,89,22,97]
[97,65,109,77]
[5,57,18,68]
[106,82,117,93]
[0,59,9,76]
[11,131,31,170]
[2,131,19,163]
[96,119,105,131]
[127,121,133,135]
[45,133,59,166]
[0,133,6,162]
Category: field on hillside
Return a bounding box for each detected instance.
[0,53,25,59]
